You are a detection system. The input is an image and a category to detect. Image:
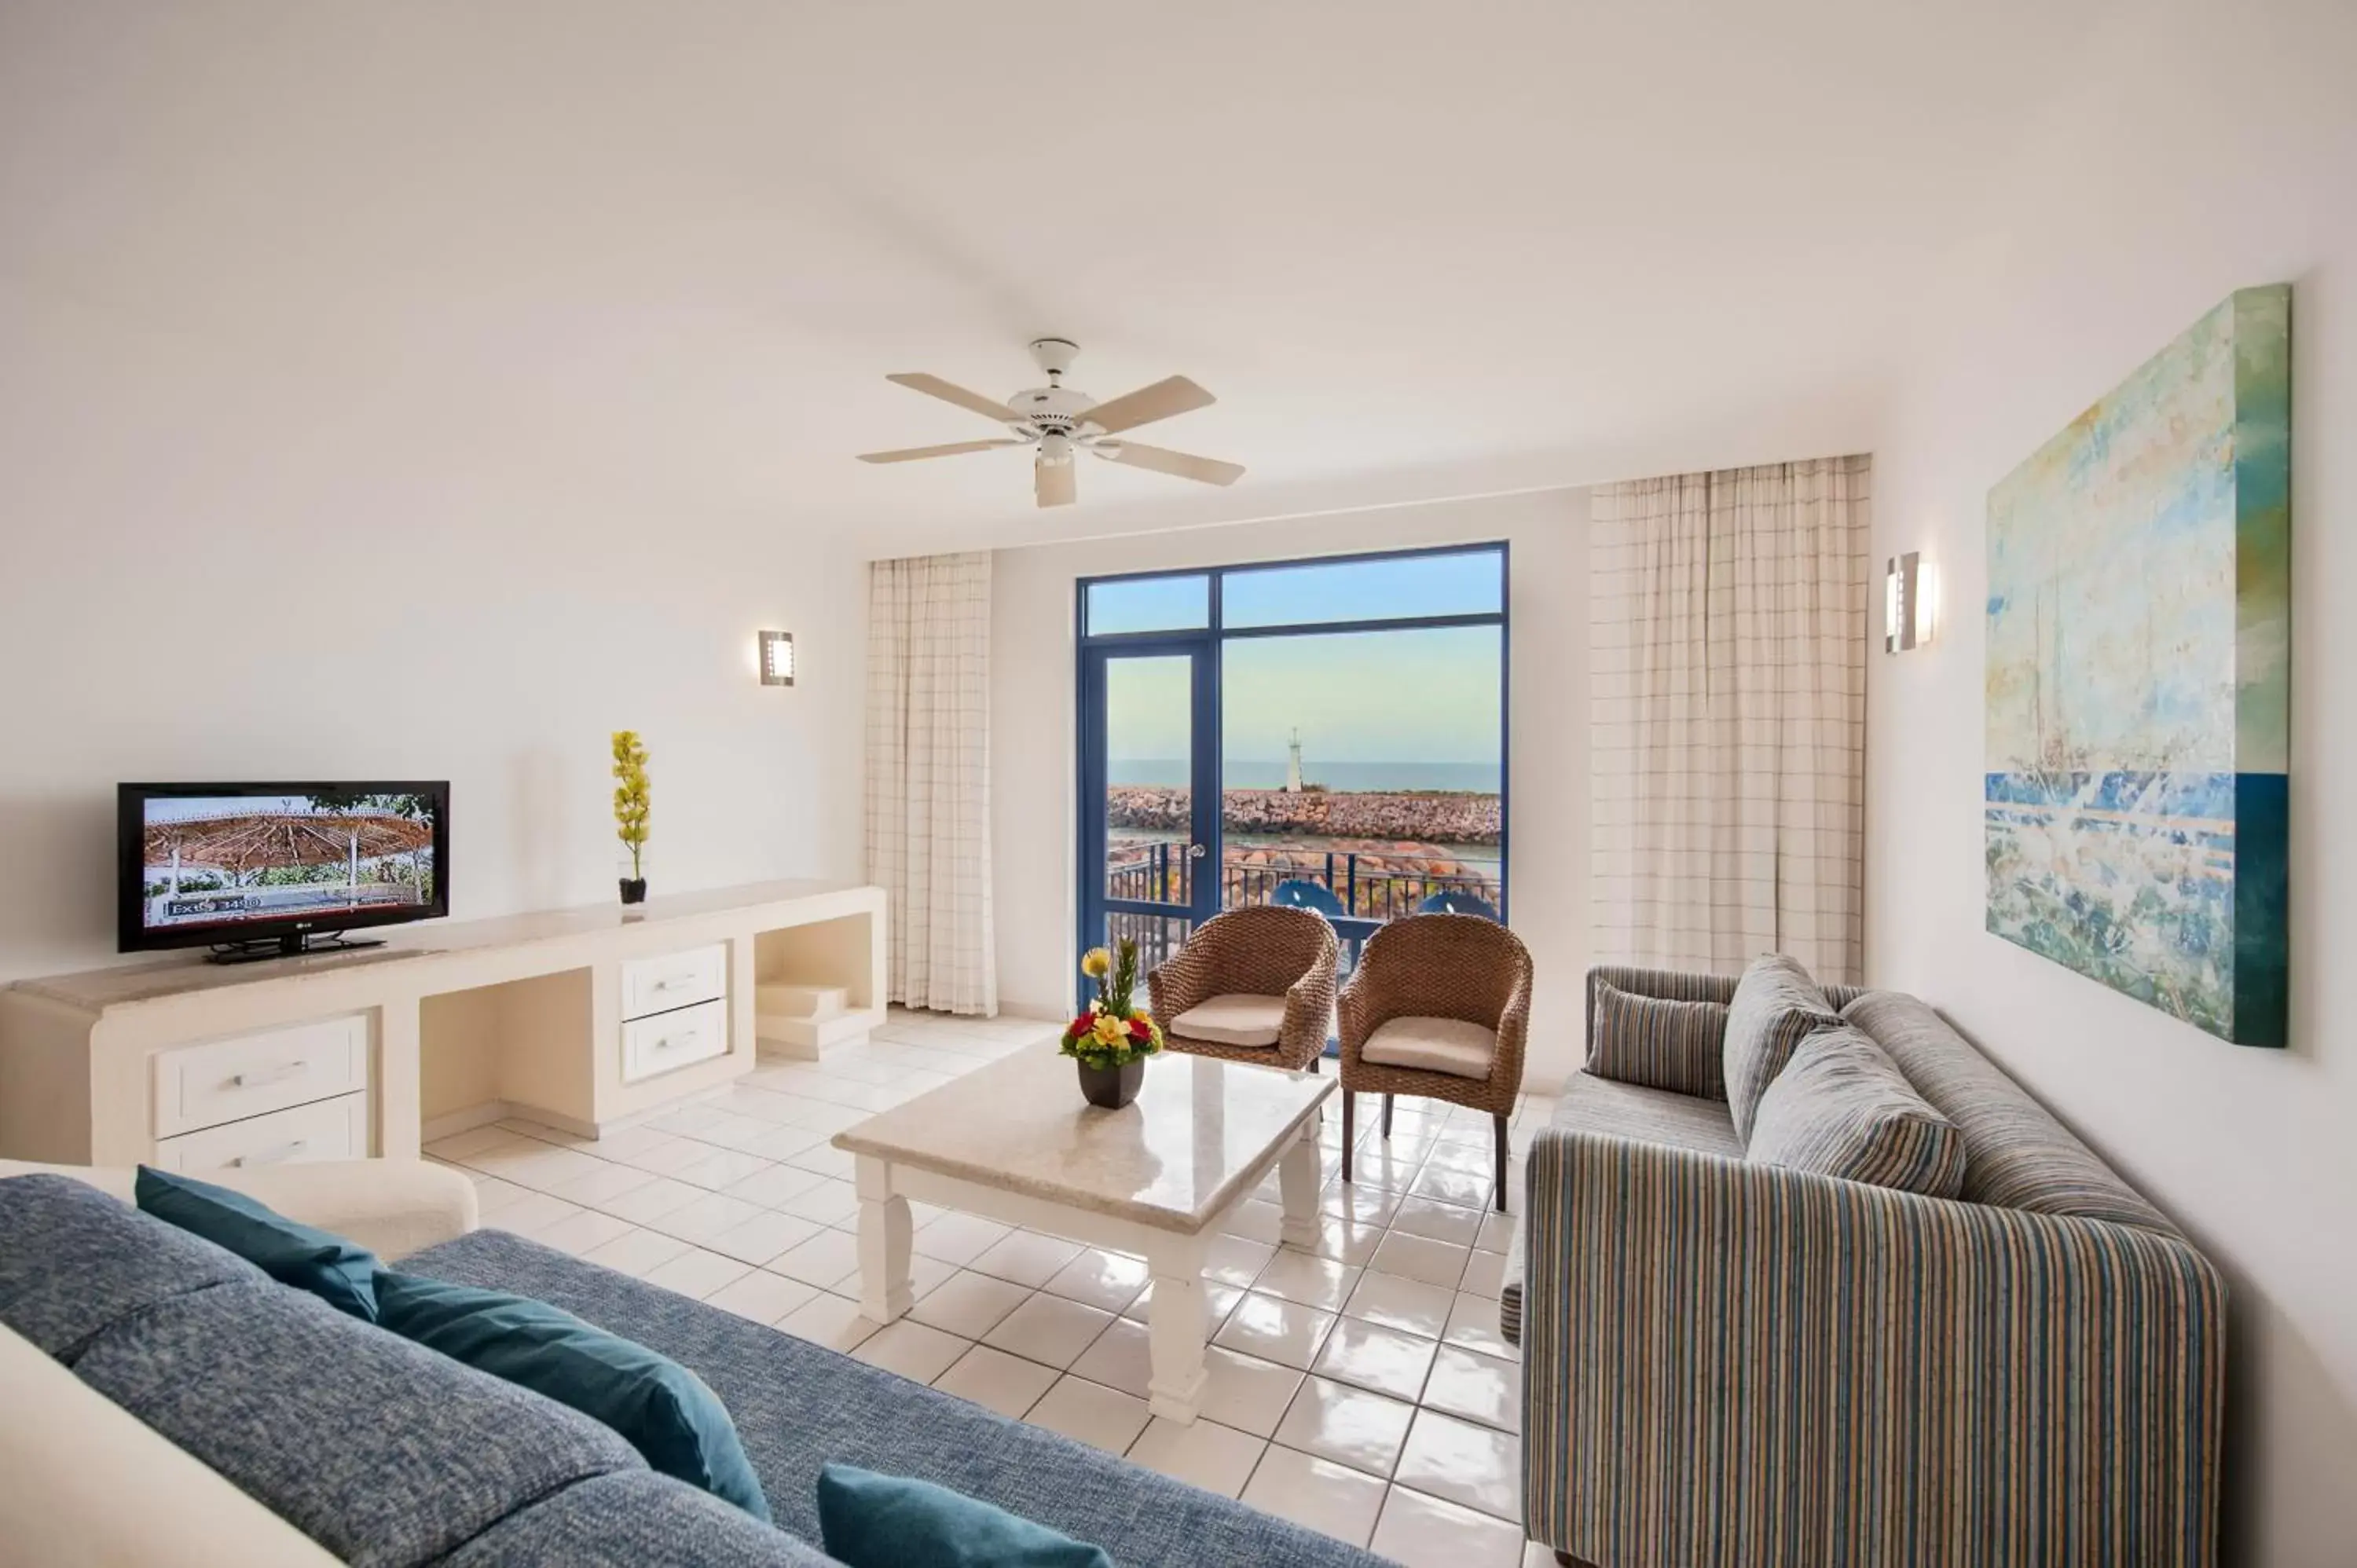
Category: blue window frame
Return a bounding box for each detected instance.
[1076,543,1510,1007]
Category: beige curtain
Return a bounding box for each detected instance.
[1589,456,1869,982]
[865,551,996,1014]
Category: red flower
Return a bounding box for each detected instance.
[1070,1015,1096,1035]
[1127,1017,1152,1041]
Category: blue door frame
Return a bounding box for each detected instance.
[1075,540,1512,1012]
[1077,636,1219,1005]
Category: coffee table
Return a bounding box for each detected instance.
[833,1047,1334,1424]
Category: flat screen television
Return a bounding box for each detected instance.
[118,782,449,962]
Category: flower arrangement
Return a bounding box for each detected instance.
[611,730,651,901]
[1060,939,1164,1070]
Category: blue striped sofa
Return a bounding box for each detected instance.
[1505,965,2225,1568]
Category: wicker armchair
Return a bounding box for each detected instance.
[1337,913,1533,1211]
[1146,905,1340,1073]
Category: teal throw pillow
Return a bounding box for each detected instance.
[373,1270,770,1522]
[134,1165,379,1321]
[816,1463,1112,1568]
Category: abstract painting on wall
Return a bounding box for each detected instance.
[1985,284,2290,1048]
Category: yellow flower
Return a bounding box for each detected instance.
[1080,947,1113,979]
[1091,1013,1129,1048]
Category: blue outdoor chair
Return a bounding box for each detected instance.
[1417,890,1500,921]
[1271,879,1347,918]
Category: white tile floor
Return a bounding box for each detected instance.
[426,1008,1563,1567]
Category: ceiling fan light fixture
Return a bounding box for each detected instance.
[861,340,1243,505]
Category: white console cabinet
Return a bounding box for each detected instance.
[0,880,885,1166]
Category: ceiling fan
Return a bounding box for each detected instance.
[857,339,1244,508]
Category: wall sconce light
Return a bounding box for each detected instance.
[758,629,796,687]
[1884,552,1934,653]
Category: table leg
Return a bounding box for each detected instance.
[1277,1120,1321,1250]
[1143,1232,1210,1424]
[853,1154,912,1323]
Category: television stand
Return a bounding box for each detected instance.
[207,932,387,965]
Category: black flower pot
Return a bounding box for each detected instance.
[1076,1057,1144,1109]
[618,877,647,906]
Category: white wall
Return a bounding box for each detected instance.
[990,489,1589,1087]
[0,275,867,983]
[1864,5,2357,1563]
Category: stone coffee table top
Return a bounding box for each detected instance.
[834,1045,1332,1233]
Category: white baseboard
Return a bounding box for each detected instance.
[423,1088,731,1146]
[420,1101,515,1142]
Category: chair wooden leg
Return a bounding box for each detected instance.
[1381,1093,1394,1138]
[1308,1053,1321,1074]
[1340,1091,1356,1183]
[1493,1112,1511,1213]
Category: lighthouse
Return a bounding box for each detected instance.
[1285,728,1304,793]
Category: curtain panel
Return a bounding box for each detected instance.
[865,551,996,1014]
[1589,456,1869,984]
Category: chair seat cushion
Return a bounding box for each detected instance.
[1361,1017,1497,1079]
[1171,994,1288,1048]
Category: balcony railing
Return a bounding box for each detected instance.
[1104,845,1501,984]
[1107,844,1499,920]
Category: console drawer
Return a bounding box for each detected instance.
[150,1092,370,1177]
[153,1016,370,1138]
[621,998,728,1084]
[621,944,728,1021]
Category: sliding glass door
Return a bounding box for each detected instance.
[1076,545,1507,1006]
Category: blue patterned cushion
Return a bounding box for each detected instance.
[1722,954,1842,1143]
[1745,1025,1967,1197]
[376,1270,770,1522]
[1585,980,1728,1098]
[136,1165,380,1320]
[440,1472,841,1567]
[71,1277,643,1566]
[401,1229,1389,1568]
[0,1174,262,1359]
[818,1464,1112,1568]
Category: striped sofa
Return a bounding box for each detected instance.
[1505,965,2225,1568]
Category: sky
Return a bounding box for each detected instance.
[1096,550,1505,773]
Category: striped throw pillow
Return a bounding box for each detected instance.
[1585,981,1728,1099]
[1723,954,1842,1143]
[1745,1024,1967,1198]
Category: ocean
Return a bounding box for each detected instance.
[1109,760,1501,793]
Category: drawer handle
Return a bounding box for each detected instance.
[229,1139,310,1168]
[651,976,691,992]
[651,1032,691,1053]
[231,1061,309,1090]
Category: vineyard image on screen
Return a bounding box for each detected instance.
[139,793,440,934]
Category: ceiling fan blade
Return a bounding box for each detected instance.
[856,439,1025,464]
[886,372,1024,424]
[1103,441,1245,487]
[1036,458,1077,508]
[1080,375,1215,435]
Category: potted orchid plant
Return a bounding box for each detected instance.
[1061,939,1163,1108]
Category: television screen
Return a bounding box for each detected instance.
[119,782,449,955]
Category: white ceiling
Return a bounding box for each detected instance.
[0,1,2114,555]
